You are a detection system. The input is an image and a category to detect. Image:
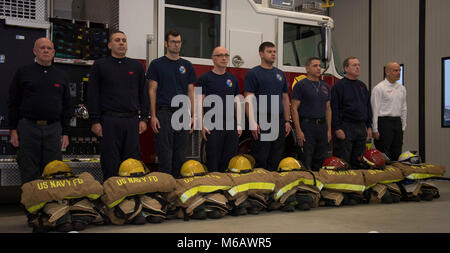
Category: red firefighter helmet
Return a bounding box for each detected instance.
[322,156,349,170]
[362,149,386,169]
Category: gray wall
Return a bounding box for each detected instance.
[329,0,369,85]
[425,0,450,176]
[330,0,450,175]
[371,0,419,155]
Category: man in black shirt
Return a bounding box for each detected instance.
[8,37,71,184]
[331,57,373,168]
[87,31,149,180]
[291,57,332,171]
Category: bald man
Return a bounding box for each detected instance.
[8,37,71,183]
[197,46,242,172]
[371,62,407,161]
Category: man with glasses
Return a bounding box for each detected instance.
[198,46,242,172]
[146,30,196,178]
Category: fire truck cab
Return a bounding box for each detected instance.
[137,0,343,165]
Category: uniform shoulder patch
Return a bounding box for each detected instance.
[292,75,307,90]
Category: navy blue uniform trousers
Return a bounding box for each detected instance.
[333,121,367,169]
[298,119,329,171]
[100,115,140,181]
[154,108,188,178]
[205,129,238,172]
[16,118,62,183]
[250,116,286,172]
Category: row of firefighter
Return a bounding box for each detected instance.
[21,149,446,233]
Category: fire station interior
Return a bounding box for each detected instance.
[0,0,449,234]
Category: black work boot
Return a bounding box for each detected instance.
[206,209,222,219]
[146,216,164,223]
[130,213,146,225]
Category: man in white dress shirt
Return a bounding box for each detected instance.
[371,62,407,161]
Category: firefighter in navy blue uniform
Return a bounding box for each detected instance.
[331,57,373,169]
[291,57,332,171]
[147,30,196,178]
[244,42,291,172]
[8,38,71,184]
[87,31,150,181]
[198,47,242,172]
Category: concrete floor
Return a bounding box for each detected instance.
[1,181,449,233]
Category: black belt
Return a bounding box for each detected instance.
[379,116,401,120]
[157,106,182,113]
[343,119,366,124]
[301,118,326,125]
[23,118,59,126]
[103,111,139,118]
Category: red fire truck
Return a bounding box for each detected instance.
[138,0,343,167]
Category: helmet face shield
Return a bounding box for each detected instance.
[408,156,422,164]
[398,151,422,165]
[362,149,386,169]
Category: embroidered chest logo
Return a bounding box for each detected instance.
[226,79,233,88]
[179,66,186,74]
[276,74,283,82]
[129,72,134,75]
[321,86,329,95]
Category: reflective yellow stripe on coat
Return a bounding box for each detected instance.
[274,178,324,200]
[180,185,231,203]
[324,183,365,192]
[228,182,275,197]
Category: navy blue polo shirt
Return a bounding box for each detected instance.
[244,66,288,114]
[146,56,196,107]
[197,71,240,120]
[291,78,330,119]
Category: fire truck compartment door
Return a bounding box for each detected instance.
[229,29,263,69]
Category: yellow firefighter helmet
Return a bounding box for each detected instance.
[42,160,73,178]
[180,160,207,177]
[278,157,304,172]
[398,151,422,165]
[242,154,256,168]
[227,155,252,173]
[119,158,146,177]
